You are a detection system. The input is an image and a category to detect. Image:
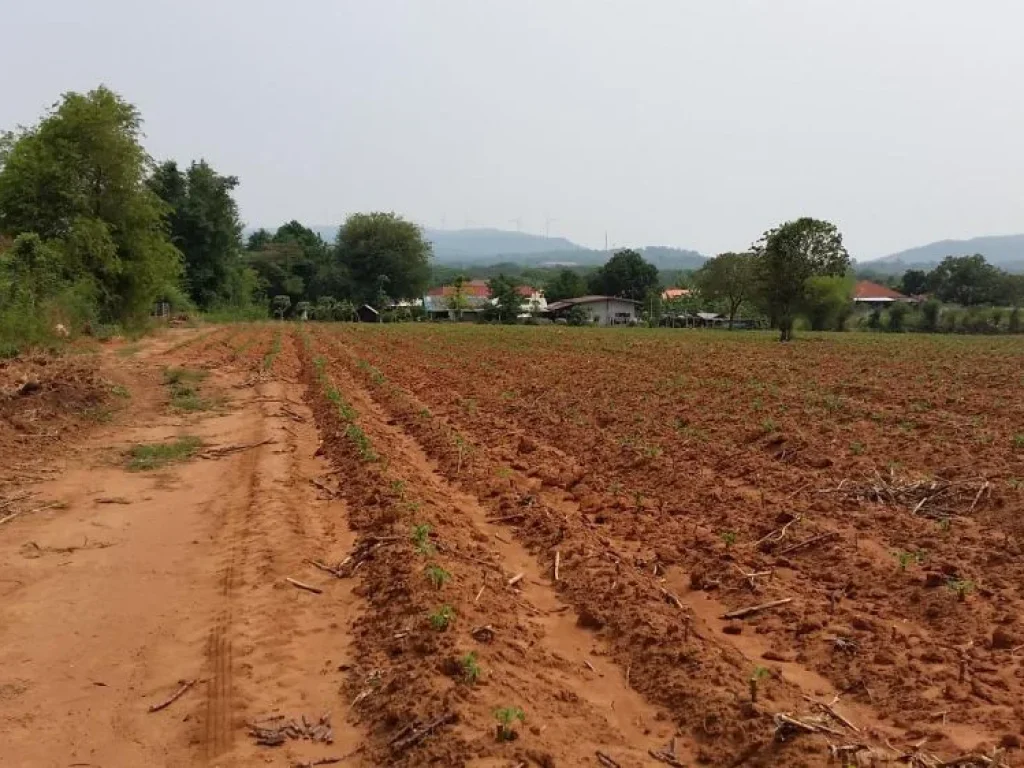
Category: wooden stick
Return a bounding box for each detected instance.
[803,695,860,733]
[755,515,801,546]
[507,573,524,587]
[554,550,560,582]
[658,585,686,611]
[475,585,485,603]
[777,531,839,556]
[286,577,323,594]
[721,598,793,620]
[306,559,343,578]
[486,513,526,523]
[0,502,59,526]
[148,679,196,712]
[649,749,687,767]
[596,752,622,768]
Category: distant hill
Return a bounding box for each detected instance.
[865,234,1024,274]
[245,225,707,270]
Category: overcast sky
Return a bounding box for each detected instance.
[4,1,1023,259]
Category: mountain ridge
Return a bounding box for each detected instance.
[865,234,1024,274]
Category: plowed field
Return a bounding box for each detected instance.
[1,323,1022,768]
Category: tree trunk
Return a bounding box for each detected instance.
[779,315,794,342]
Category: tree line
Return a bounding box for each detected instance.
[0,86,433,349]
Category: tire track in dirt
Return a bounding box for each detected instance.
[173,330,364,766]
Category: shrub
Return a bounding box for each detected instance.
[1010,307,1022,334]
[565,305,591,326]
[920,298,941,332]
[887,302,910,332]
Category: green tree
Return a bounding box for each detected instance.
[900,269,929,297]
[336,212,431,305]
[926,255,1001,306]
[802,275,853,331]
[0,86,181,324]
[588,249,659,302]
[694,252,757,329]
[487,274,522,323]
[544,268,587,302]
[148,160,246,310]
[447,274,470,319]
[752,218,850,341]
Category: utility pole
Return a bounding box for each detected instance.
[509,217,523,232]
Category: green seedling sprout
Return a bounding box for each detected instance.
[494,706,525,741]
[460,652,481,685]
[749,666,770,703]
[429,604,454,631]
[947,577,975,602]
[425,563,452,590]
[411,524,435,556]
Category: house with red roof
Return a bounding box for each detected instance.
[423,280,546,319]
[852,280,911,306]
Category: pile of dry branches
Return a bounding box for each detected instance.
[247,713,334,747]
[820,469,991,519]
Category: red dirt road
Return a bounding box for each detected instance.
[0,329,362,767]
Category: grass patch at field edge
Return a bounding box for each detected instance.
[127,436,203,471]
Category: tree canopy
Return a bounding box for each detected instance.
[752,218,850,341]
[694,252,757,328]
[336,212,431,305]
[588,249,659,302]
[148,160,248,310]
[487,274,522,323]
[544,268,587,302]
[0,86,181,324]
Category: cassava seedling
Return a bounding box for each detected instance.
[425,563,452,590]
[411,524,435,556]
[721,531,738,550]
[460,652,481,685]
[429,604,454,631]
[947,577,975,602]
[749,666,770,703]
[893,550,925,571]
[493,706,525,741]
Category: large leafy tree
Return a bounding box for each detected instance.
[149,160,245,309]
[588,249,659,302]
[752,218,850,341]
[244,220,332,305]
[544,268,587,302]
[0,86,181,323]
[899,269,929,297]
[336,212,431,305]
[487,274,522,323]
[926,254,1003,306]
[694,252,757,329]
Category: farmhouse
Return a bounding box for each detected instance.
[853,280,909,306]
[662,288,692,301]
[545,296,640,326]
[423,280,546,320]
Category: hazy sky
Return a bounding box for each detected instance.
[5,1,1024,259]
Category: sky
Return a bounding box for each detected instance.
[4,1,1024,260]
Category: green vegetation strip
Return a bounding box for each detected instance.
[127,436,203,471]
[312,354,376,461]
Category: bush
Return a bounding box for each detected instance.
[868,307,882,330]
[1010,307,1022,334]
[940,307,960,333]
[920,298,941,333]
[887,302,910,332]
[565,305,591,326]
